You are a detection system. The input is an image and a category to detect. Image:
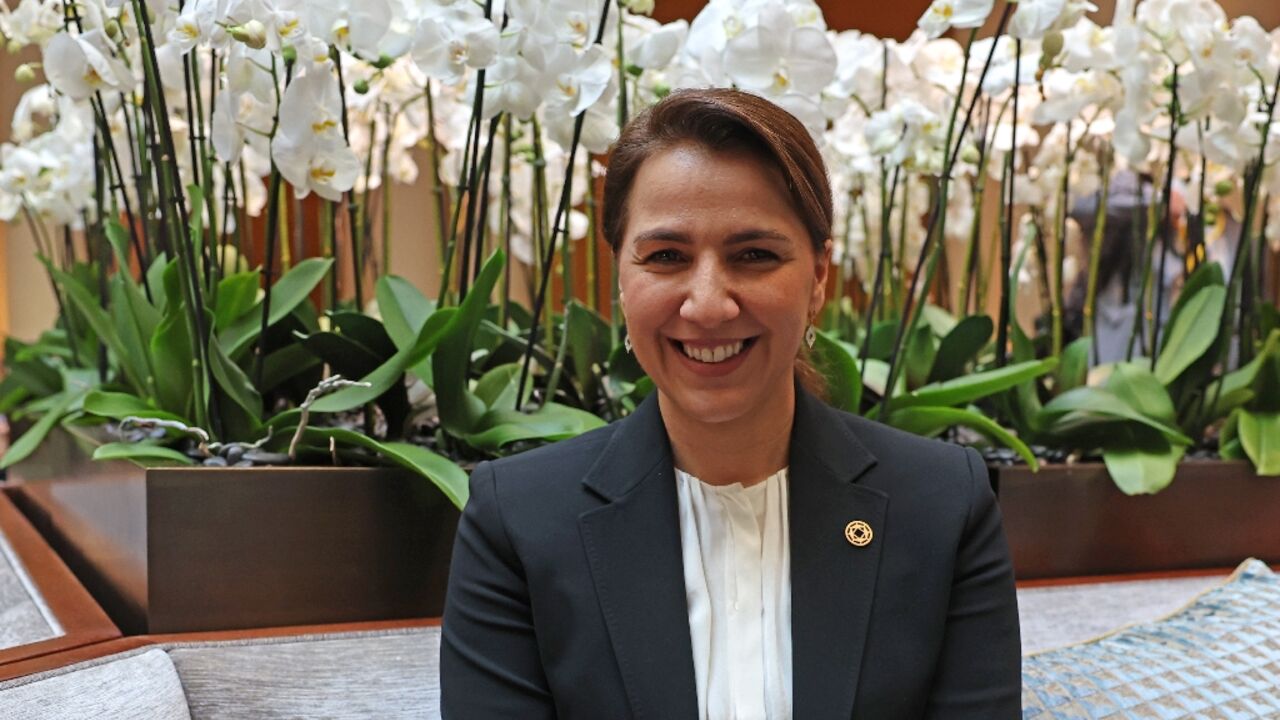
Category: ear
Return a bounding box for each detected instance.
[810,239,833,320]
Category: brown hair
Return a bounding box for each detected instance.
[603,88,833,400]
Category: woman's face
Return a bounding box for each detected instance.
[617,142,830,427]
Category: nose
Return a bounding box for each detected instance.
[679,258,740,327]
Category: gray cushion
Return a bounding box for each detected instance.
[0,527,62,650]
[168,626,441,719]
[1017,573,1225,654]
[0,648,191,720]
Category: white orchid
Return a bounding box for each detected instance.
[411,4,500,84]
[917,0,994,40]
[721,2,836,97]
[42,29,136,100]
[543,45,615,119]
[271,70,360,201]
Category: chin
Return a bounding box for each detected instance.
[659,385,765,426]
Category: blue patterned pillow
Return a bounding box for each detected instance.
[1022,559,1280,718]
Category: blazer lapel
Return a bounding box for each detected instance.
[579,392,699,719]
[789,386,885,719]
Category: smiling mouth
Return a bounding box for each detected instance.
[670,337,758,364]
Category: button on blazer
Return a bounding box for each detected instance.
[440,385,1021,719]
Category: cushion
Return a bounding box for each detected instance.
[0,527,62,650]
[0,648,191,720]
[1017,574,1226,655]
[1022,559,1280,718]
[168,625,440,719]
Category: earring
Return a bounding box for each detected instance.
[804,324,817,349]
[624,335,633,353]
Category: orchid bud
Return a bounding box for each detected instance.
[230,20,267,50]
[105,19,121,39]
[1041,32,1064,63]
[353,78,370,95]
[1214,179,1234,197]
[1203,202,1219,225]
[652,80,671,99]
[372,54,394,70]
[281,44,298,64]
[14,63,37,83]
[7,39,23,54]
[622,0,655,15]
[959,143,981,165]
[626,63,643,78]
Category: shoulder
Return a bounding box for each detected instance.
[466,420,620,523]
[827,406,989,524]
[483,420,619,487]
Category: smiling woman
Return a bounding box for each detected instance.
[440,89,1021,720]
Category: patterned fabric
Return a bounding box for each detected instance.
[0,525,62,650]
[1022,559,1280,718]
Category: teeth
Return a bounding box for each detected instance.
[680,340,746,364]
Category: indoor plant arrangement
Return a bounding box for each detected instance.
[0,0,1276,587]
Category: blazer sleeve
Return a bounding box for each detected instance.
[439,461,557,719]
[923,446,1022,719]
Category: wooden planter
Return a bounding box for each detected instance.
[995,459,1280,579]
[6,429,459,635]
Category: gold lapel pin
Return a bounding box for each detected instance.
[844,520,873,547]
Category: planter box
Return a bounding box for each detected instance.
[995,459,1280,579]
[6,429,459,635]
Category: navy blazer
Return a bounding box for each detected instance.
[440,386,1021,719]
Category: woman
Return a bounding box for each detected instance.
[440,89,1021,719]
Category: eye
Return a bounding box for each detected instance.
[642,248,685,264]
[739,248,780,263]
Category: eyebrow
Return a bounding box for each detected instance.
[631,228,793,246]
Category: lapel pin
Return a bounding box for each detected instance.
[844,520,873,547]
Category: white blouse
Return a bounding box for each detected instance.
[675,466,792,720]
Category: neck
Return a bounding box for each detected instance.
[658,381,796,487]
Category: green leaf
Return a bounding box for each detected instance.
[904,324,937,390]
[83,390,187,422]
[865,320,898,361]
[894,358,1058,410]
[474,363,533,410]
[92,442,196,466]
[1039,385,1191,446]
[208,336,263,425]
[309,309,455,413]
[1238,410,1280,476]
[301,427,470,509]
[1102,434,1186,495]
[1154,285,1226,384]
[0,388,85,470]
[219,257,333,357]
[860,358,903,399]
[434,251,505,435]
[47,263,148,393]
[109,274,161,402]
[811,329,862,413]
[1103,362,1176,425]
[214,271,261,332]
[887,405,1038,470]
[261,343,324,393]
[565,301,611,405]
[464,402,607,454]
[376,275,436,351]
[1203,329,1280,419]
[1055,336,1091,394]
[920,304,958,337]
[929,315,993,383]
[1165,261,1224,335]
[150,305,195,420]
